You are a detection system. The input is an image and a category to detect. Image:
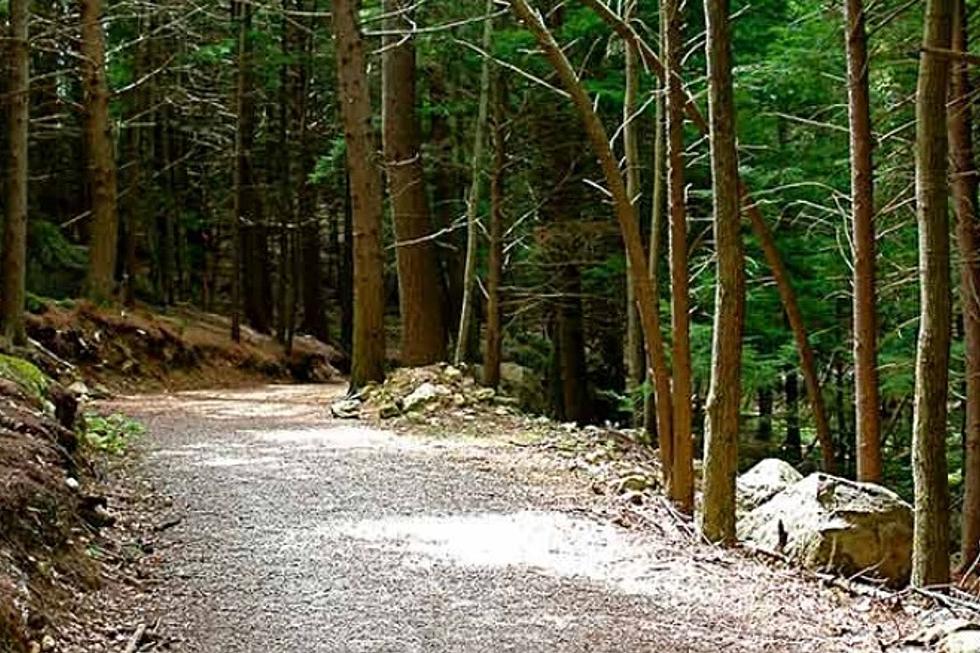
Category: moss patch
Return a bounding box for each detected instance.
[0,355,49,400]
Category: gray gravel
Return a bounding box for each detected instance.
[115,385,903,653]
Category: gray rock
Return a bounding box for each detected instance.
[403,382,450,411]
[737,472,913,585]
[943,631,980,653]
[737,458,803,515]
[330,399,361,419]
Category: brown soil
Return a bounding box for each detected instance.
[25,301,346,393]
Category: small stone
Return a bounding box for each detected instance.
[330,399,361,419]
[41,634,56,652]
[442,366,463,381]
[65,477,80,491]
[28,642,40,653]
[378,402,400,419]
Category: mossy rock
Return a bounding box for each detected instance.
[0,354,50,400]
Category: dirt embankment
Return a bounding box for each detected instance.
[25,300,347,393]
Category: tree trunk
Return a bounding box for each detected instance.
[644,10,667,440]
[845,0,882,483]
[455,0,494,365]
[949,0,980,572]
[579,0,836,473]
[332,0,386,388]
[784,370,801,461]
[382,0,448,365]
[1,0,29,345]
[484,75,507,389]
[911,0,953,588]
[230,0,248,342]
[508,0,675,488]
[80,0,119,302]
[700,0,745,543]
[623,0,645,420]
[665,0,694,513]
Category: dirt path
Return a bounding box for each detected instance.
[110,385,908,652]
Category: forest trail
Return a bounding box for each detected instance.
[108,385,905,652]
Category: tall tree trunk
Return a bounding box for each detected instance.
[757,387,773,440]
[332,0,386,388]
[579,0,836,472]
[508,0,675,486]
[230,0,248,343]
[644,9,667,440]
[700,0,745,543]
[911,0,953,588]
[785,370,801,461]
[484,75,507,389]
[80,0,119,302]
[455,0,494,365]
[949,0,980,572]
[623,0,645,420]
[1,0,29,345]
[846,0,882,483]
[382,0,448,365]
[665,0,694,513]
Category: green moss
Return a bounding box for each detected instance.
[0,354,50,399]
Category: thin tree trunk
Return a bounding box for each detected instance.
[949,0,980,572]
[455,0,494,365]
[332,0,386,388]
[785,370,801,461]
[508,0,674,484]
[81,0,120,302]
[757,387,773,440]
[911,0,953,588]
[644,10,667,442]
[230,0,249,342]
[382,0,448,365]
[484,75,507,389]
[623,0,645,419]
[665,0,694,513]
[1,0,29,345]
[579,0,836,472]
[846,0,882,483]
[701,0,745,543]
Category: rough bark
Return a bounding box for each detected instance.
[664,0,694,513]
[230,0,248,343]
[911,0,953,588]
[700,0,745,543]
[484,76,507,389]
[455,0,494,365]
[846,0,882,483]
[578,0,836,472]
[1,0,29,345]
[508,0,675,480]
[382,0,448,365]
[623,0,645,418]
[949,0,980,572]
[332,0,386,388]
[80,0,120,302]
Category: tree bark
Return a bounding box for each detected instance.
[578,0,836,472]
[700,0,745,543]
[1,0,29,345]
[80,0,119,303]
[949,0,980,572]
[912,0,953,588]
[623,0,645,420]
[382,0,448,365]
[332,0,386,388]
[455,0,494,365]
[664,0,694,513]
[845,0,882,483]
[508,0,675,483]
[484,75,507,389]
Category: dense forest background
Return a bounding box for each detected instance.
[1,0,978,587]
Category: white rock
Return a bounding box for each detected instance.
[403,382,450,411]
[65,477,80,491]
[737,458,803,515]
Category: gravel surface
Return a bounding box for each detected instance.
[110,384,908,652]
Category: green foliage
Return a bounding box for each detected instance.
[0,355,49,400]
[82,413,145,455]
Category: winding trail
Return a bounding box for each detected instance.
[113,385,905,652]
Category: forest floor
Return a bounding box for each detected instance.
[74,383,928,653]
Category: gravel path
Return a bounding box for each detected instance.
[114,385,906,652]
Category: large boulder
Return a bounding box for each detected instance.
[737,472,913,586]
[736,458,803,515]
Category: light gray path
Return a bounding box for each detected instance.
[117,385,895,653]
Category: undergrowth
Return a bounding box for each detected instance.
[82,413,145,454]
